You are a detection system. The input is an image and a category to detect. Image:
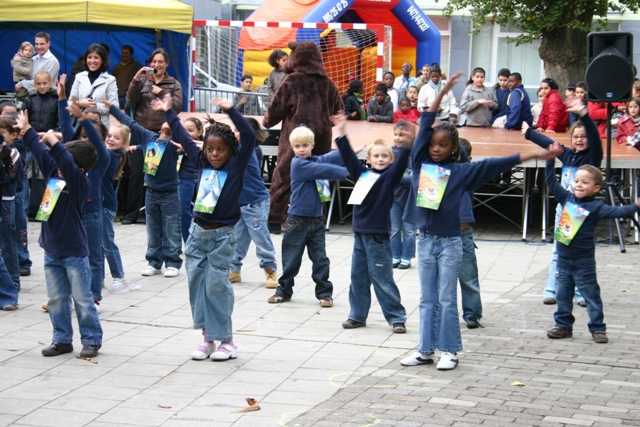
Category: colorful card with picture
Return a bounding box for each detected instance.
[561,166,578,192]
[143,141,166,176]
[35,178,66,222]
[416,164,450,210]
[194,169,228,214]
[176,154,184,172]
[347,171,380,205]
[316,179,331,203]
[554,202,590,246]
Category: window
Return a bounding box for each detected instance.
[429,16,451,75]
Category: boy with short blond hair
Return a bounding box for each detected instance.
[545,155,640,344]
[267,125,347,307]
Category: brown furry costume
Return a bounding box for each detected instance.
[263,41,344,225]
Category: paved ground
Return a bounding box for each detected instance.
[0,214,639,427]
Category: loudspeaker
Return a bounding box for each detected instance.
[586,32,635,102]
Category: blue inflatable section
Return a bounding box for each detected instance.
[300,0,440,70]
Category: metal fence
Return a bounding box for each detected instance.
[193,87,269,113]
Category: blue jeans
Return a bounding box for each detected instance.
[102,208,125,279]
[0,200,19,291]
[230,198,277,272]
[390,201,416,259]
[178,176,196,243]
[145,188,183,270]
[417,232,463,354]
[348,232,406,325]
[544,204,584,302]
[459,227,482,321]
[185,223,236,341]
[554,256,605,333]
[276,215,332,300]
[44,252,102,345]
[0,241,18,307]
[83,210,104,301]
[15,170,31,269]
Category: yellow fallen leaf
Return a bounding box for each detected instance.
[232,397,260,413]
[157,404,172,409]
[236,329,255,333]
[76,356,98,364]
[38,341,46,345]
[621,289,630,292]
[130,304,141,307]
[512,381,525,387]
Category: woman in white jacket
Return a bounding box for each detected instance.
[70,44,118,128]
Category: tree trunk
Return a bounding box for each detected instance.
[539,25,591,90]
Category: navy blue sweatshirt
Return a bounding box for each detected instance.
[166,107,255,226]
[337,136,408,234]
[404,111,522,236]
[546,159,640,258]
[1,147,20,201]
[289,151,346,217]
[109,105,179,192]
[101,149,123,212]
[59,101,108,212]
[392,145,412,204]
[504,85,533,130]
[491,86,510,123]
[525,113,603,168]
[238,148,269,207]
[23,128,90,257]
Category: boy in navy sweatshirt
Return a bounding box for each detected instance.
[545,156,640,344]
[17,111,103,358]
[267,125,347,307]
[333,113,408,333]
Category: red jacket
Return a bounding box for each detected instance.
[393,107,420,124]
[588,101,626,139]
[615,114,640,144]
[537,90,568,132]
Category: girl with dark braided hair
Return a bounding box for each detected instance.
[400,72,561,371]
[151,94,255,362]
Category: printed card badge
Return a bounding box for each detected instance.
[194,169,228,214]
[176,154,184,172]
[561,166,578,193]
[316,179,331,203]
[347,171,380,205]
[143,141,167,176]
[35,178,66,222]
[554,202,590,246]
[416,164,450,210]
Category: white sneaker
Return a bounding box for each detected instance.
[437,352,458,370]
[121,278,142,291]
[191,342,216,360]
[141,266,162,276]
[164,267,179,278]
[210,343,237,361]
[400,351,434,366]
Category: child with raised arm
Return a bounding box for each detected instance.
[16,111,103,358]
[155,94,255,361]
[545,153,640,343]
[267,125,348,307]
[59,76,110,311]
[228,118,278,288]
[522,97,603,306]
[400,72,559,370]
[334,113,408,333]
[105,98,183,278]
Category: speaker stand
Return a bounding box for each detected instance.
[604,104,640,253]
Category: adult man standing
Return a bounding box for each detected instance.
[113,45,142,109]
[15,32,59,92]
[393,62,417,99]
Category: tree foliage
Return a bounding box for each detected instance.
[442,0,640,46]
[441,0,640,86]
